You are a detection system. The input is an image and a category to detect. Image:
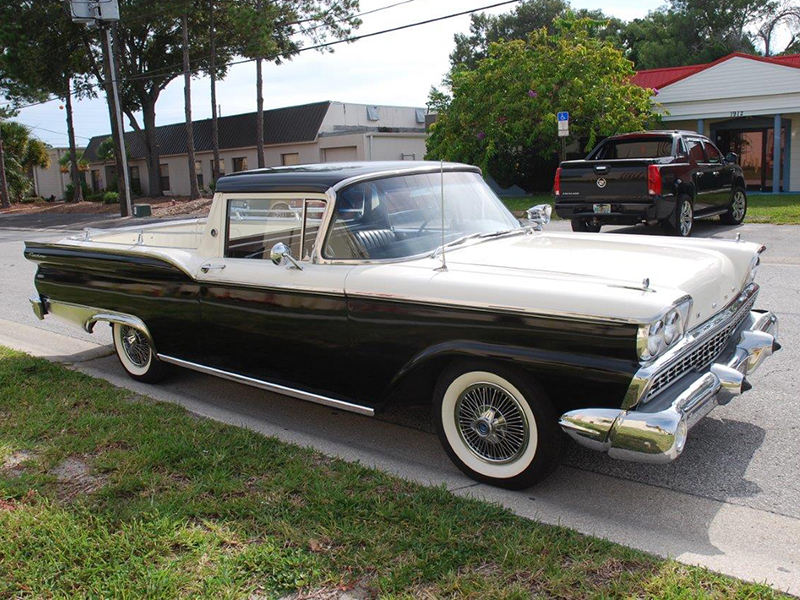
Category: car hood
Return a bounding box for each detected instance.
[345,231,763,328]
[444,231,760,327]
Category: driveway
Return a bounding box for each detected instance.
[1,212,799,594]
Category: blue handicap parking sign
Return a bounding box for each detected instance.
[557,111,569,122]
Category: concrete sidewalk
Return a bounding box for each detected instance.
[1,318,797,595]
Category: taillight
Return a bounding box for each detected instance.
[648,165,662,196]
[554,167,562,196]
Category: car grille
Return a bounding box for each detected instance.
[643,293,756,402]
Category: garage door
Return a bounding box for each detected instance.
[323,146,358,162]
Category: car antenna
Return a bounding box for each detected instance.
[434,160,448,272]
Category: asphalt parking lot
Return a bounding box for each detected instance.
[1,211,799,593]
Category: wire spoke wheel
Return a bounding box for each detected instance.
[120,325,151,368]
[455,382,529,464]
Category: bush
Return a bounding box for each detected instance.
[64,181,91,202]
[103,191,120,205]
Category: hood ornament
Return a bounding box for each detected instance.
[525,204,552,231]
[642,278,650,290]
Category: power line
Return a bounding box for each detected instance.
[4,0,520,112]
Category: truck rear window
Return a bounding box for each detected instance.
[591,137,673,160]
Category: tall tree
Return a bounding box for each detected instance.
[427,17,659,192]
[449,0,624,72]
[230,0,361,170]
[0,1,94,203]
[755,1,800,56]
[182,13,201,199]
[209,0,221,182]
[0,119,49,202]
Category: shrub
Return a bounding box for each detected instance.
[86,191,105,202]
[103,191,120,204]
[64,181,91,202]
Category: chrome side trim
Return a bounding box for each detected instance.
[41,299,156,352]
[156,354,375,417]
[622,283,759,409]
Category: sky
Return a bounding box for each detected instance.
[2,0,774,147]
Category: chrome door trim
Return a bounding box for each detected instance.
[156,354,375,417]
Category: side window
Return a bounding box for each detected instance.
[685,138,705,163]
[226,198,323,260]
[703,142,722,164]
[676,138,687,158]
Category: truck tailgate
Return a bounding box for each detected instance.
[559,160,652,203]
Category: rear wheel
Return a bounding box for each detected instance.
[663,195,694,237]
[571,219,601,233]
[434,361,561,489]
[721,186,747,225]
[112,323,166,383]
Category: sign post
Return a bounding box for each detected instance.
[557,111,569,163]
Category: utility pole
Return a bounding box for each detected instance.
[0,117,9,209]
[209,0,221,182]
[69,0,132,217]
[182,13,200,200]
[255,0,265,169]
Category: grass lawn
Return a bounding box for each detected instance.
[0,347,789,599]
[501,193,800,225]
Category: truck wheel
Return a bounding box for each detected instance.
[721,186,747,225]
[112,323,167,383]
[433,360,561,489]
[571,219,601,233]
[663,195,694,237]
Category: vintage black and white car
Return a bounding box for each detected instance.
[25,162,780,489]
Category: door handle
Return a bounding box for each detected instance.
[200,263,226,273]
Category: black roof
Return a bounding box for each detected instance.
[215,161,481,193]
[83,101,331,162]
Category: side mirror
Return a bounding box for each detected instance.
[270,242,303,270]
[525,204,552,231]
[725,152,739,165]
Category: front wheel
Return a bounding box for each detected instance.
[720,186,747,225]
[112,322,167,383]
[434,361,561,489]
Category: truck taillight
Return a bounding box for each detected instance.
[554,167,562,196]
[648,165,662,196]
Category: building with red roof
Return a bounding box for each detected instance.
[632,52,800,192]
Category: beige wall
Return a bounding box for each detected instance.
[32,148,83,200]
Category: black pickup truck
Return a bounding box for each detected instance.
[554,130,747,236]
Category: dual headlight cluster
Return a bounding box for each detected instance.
[637,298,693,362]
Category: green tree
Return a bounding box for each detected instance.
[426,17,659,192]
[624,0,775,69]
[229,0,360,169]
[0,120,49,201]
[58,151,89,173]
[449,0,624,72]
[0,1,95,202]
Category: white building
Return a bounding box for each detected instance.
[83,100,429,197]
[633,52,800,193]
[31,146,86,200]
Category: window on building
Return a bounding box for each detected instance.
[281,153,300,166]
[195,160,203,188]
[159,164,170,191]
[232,157,248,172]
[129,166,141,195]
[210,158,225,178]
[91,170,101,192]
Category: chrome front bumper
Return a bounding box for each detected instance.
[559,309,780,463]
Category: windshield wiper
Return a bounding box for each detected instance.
[430,228,527,258]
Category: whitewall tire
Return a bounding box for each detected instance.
[112,322,166,383]
[434,361,561,489]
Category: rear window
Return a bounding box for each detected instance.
[591,137,673,160]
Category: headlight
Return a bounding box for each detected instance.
[637,298,693,362]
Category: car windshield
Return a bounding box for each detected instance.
[324,170,520,260]
[590,136,673,159]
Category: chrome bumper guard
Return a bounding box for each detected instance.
[559,309,780,463]
[30,295,48,320]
